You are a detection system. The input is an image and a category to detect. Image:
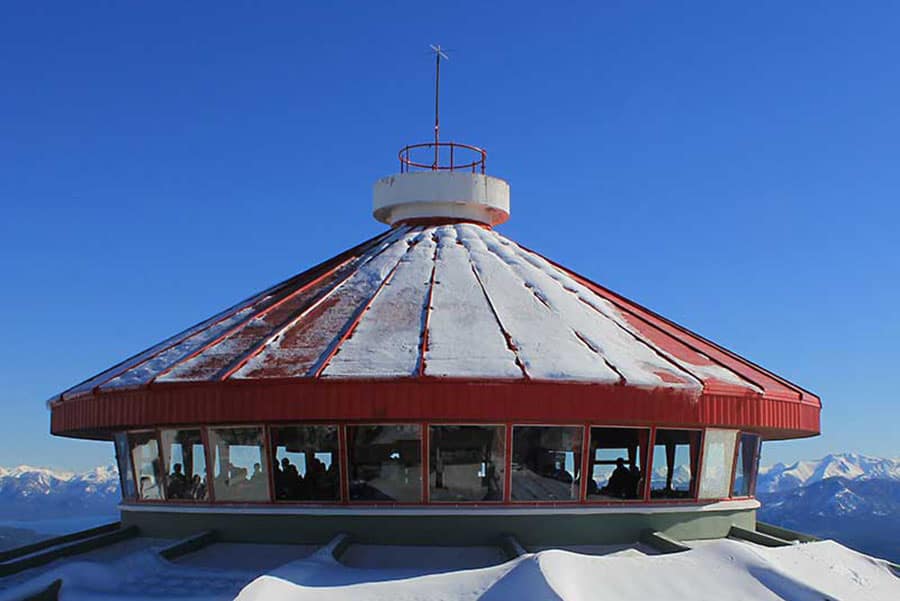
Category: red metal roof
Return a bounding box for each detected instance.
[50,223,820,439]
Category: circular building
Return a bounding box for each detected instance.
[49,142,820,547]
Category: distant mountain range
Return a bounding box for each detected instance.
[0,454,896,561]
[756,453,900,563]
[0,464,120,520]
[757,452,900,493]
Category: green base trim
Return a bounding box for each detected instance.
[755,521,820,543]
[640,530,690,553]
[21,578,62,601]
[0,526,138,577]
[728,525,791,547]
[0,522,121,563]
[500,535,527,558]
[158,530,218,561]
[322,533,353,561]
[122,507,756,547]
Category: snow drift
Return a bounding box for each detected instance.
[236,539,899,601]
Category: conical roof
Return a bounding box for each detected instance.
[57,222,812,404]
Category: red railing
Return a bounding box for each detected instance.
[399,142,486,174]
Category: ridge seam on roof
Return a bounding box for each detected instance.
[475,227,638,385]
[522,242,809,400]
[572,293,707,389]
[510,240,767,395]
[150,256,358,384]
[499,236,707,390]
[416,230,440,377]
[571,330,627,385]
[221,226,414,381]
[456,224,529,379]
[70,287,267,396]
[573,280,766,394]
[61,228,399,398]
[313,227,427,378]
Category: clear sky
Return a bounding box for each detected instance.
[1,2,897,472]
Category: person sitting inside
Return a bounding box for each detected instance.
[190,474,206,500]
[629,464,643,499]
[167,463,188,499]
[603,457,631,498]
[277,457,302,499]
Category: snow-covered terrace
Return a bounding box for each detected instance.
[1,533,896,601]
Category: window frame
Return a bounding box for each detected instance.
[206,423,273,504]
[267,423,343,504]
[728,431,762,500]
[646,426,705,503]
[696,428,738,501]
[426,423,508,505]
[508,423,585,505]
[113,432,138,502]
[127,429,166,503]
[344,422,426,505]
[158,427,210,503]
[584,424,653,504]
[115,423,757,507]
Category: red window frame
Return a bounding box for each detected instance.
[266,423,343,504]
[118,422,758,509]
[508,423,585,505]
[426,423,507,505]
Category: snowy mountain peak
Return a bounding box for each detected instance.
[0,464,120,519]
[0,465,75,481]
[759,453,900,493]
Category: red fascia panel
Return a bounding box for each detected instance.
[50,379,820,440]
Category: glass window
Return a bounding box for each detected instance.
[429,425,505,502]
[270,425,340,501]
[347,425,422,502]
[587,427,649,501]
[160,429,208,501]
[129,431,164,500]
[511,426,583,501]
[114,432,137,501]
[732,433,762,497]
[698,429,738,499]
[208,427,269,502]
[650,429,701,499]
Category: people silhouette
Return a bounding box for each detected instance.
[167,463,188,499]
[605,457,631,498]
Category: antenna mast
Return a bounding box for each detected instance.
[397,45,485,176]
[430,44,448,169]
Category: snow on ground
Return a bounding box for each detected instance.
[172,543,320,572]
[237,539,899,601]
[2,538,897,601]
[0,539,318,601]
[340,544,507,572]
[527,542,658,557]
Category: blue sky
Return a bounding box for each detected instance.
[1,2,897,471]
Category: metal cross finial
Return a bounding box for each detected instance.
[430,44,449,168]
[430,43,449,61]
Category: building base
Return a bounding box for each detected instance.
[121,501,758,547]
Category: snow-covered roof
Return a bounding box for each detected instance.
[56,222,816,403]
